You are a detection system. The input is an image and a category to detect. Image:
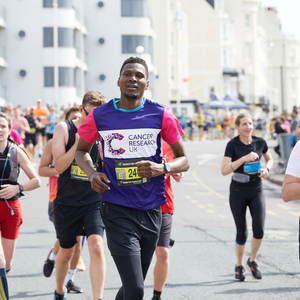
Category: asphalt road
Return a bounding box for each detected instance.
[8,139,300,300]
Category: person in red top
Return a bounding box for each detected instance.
[152,141,184,300]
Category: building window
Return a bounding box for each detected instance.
[245,14,250,29]
[43,27,74,47]
[43,0,72,8]
[19,70,27,77]
[44,67,75,87]
[18,31,26,38]
[59,67,75,86]
[122,35,153,54]
[44,67,54,87]
[43,28,53,47]
[245,43,251,61]
[58,28,74,47]
[121,0,148,17]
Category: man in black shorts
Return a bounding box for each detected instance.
[24,107,39,157]
[52,91,106,300]
[75,57,190,300]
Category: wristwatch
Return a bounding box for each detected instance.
[164,163,171,174]
[18,183,24,193]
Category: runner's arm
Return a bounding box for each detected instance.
[22,117,30,132]
[258,150,273,179]
[52,122,78,174]
[282,174,300,202]
[38,140,58,177]
[75,138,110,193]
[137,139,189,178]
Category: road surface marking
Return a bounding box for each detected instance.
[182,182,198,186]
[198,204,206,209]
[218,214,228,218]
[266,210,277,216]
[277,204,289,210]
[206,209,215,214]
[288,211,299,217]
[191,200,198,204]
[184,195,191,199]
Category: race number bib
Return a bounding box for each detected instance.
[243,161,261,175]
[70,161,96,181]
[115,159,151,186]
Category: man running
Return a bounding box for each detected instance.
[75,57,190,300]
[52,91,106,300]
[39,107,83,293]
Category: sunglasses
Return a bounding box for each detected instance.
[83,106,89,116]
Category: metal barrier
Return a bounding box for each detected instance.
[278,133,299,164]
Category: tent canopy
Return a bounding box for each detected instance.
[202,95,226,109]
[223,95,249,110]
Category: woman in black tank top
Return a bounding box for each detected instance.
[0,112,41,299]
[221,113,273,282]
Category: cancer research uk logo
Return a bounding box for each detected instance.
[104,133,125,156]
[103,130,158,157]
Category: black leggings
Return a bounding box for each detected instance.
[114,256,151,300]
[230,182,265,244]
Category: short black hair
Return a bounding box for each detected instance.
[65,107,79,120]
[119,56,149,79]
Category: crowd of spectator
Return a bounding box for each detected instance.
[2,99,80,159]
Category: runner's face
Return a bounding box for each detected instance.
[236,117,253,137]
[68,111,81,121]
[117,63,149,100]
[0,117,10,142]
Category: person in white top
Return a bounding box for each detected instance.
[281,140,300,262]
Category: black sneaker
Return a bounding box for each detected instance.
[235,265,245,281]
[152,298,162,300]
[43,248,55,277]
[54,288,67,300]
[246,258,262,280]
[66,280,83,294]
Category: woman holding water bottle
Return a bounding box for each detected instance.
[221,113,273,281]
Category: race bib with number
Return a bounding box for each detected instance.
[243,161,261,175]
[70,161,96,181]
[29,128,36,134]
[115,159,151,186]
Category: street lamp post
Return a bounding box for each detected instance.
[53,0,59,110]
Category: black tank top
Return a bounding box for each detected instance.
[54,120,102,206]
[25,116,37,136]
[0,142,20,201]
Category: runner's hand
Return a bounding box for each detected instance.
[90,172,111,193]
[172,172,184,182]
[258,168,269,179]
[0,184,20,199]
[243,151,259,162]
[137,160,164,178]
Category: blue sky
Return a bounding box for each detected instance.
[260,0,300,42]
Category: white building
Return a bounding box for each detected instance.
[85,0,155,101]
[260,6,300,114]
[3,0,87,108]
[149,0,190,115]
[1,0,155,108]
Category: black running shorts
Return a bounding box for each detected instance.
[24,134,37,147]
[157,213,174,248]
[100,201,161,262]
[54,201,104,249]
